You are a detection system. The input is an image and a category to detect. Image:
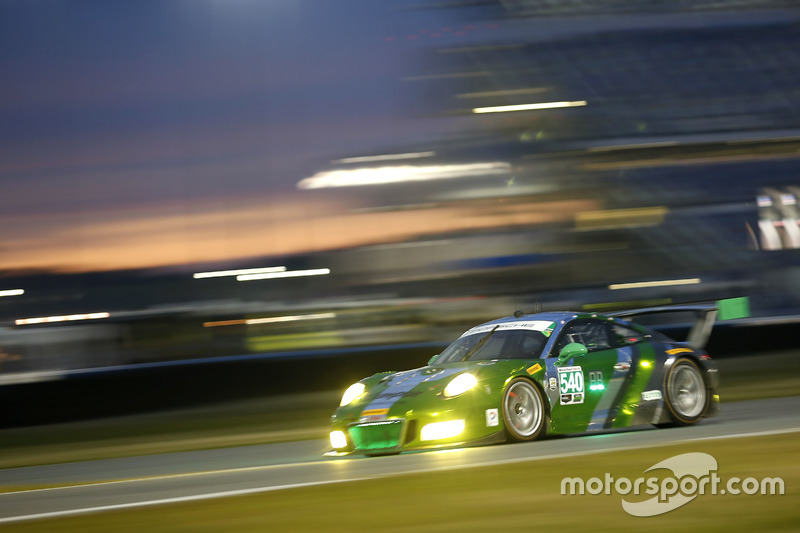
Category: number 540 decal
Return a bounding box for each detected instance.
[558,366,585,405]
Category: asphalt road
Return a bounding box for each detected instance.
[1,396,799,525]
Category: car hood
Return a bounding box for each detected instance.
[357,360,522,411]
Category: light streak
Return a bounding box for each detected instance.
[236,268,330,281]
[609,279,702,290]
[0,289,24,297]
[193,267,286,279]
[16,312,110,326]
[472,100,587,114]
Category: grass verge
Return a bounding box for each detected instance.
[0,392,338,469]
[5,432,799,532]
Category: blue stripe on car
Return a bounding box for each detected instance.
[363,367,464,412]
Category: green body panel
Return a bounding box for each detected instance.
[612,342,656,428]
[549,348,620,434]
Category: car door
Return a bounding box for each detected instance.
[548,318,622,433]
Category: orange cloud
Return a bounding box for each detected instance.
[0,193,597,272]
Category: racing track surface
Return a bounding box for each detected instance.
[2,396,799,525]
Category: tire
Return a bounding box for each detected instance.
[662,358,710,426]
[502,377,547,441]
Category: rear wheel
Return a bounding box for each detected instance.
[502,378,547,441]
[663,358,709,426]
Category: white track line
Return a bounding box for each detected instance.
[0,479,368,525]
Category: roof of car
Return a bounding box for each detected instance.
[483,311,585,325]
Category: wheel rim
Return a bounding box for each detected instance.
[668,364,706,419]
[504,381,542,437]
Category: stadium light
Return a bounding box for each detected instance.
[237,268,331,281]
[204,312,336,328]
[609,278,701,290]
[472,100,587,114]
[297,162,510,189]
[333,152,435,164]
[0,289,24,297]
[193,266,286,279]
[16,312,110,326]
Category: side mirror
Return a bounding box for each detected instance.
[427,355,439,365]
[557,343,587,366]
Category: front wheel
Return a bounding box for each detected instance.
[502,378,547,441]
[662,358,710,426]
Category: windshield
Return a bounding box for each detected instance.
[433,330,548,363]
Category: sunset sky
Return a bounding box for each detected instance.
[0,1,487,272]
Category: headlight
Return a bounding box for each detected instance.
[330,431,348,449]
[421,419,465,441]
[340,382,366,406]
[443,373,478,398]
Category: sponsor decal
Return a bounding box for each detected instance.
[614,361,631,372]
[549,377,558,391]
[360,408,390,422]
[558,366,585,404]
[361,408,389,417]
[486,408,499,427]
[527,363,543,375]
[460,320,557,338]
[666,347,694,356]
[543,322,556,337]
[641,390,663,401]
[561,393,584,404]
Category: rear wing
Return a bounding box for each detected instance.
[607,298,750,349]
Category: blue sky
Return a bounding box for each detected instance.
[0,0,478,270]
[0,1,435,207]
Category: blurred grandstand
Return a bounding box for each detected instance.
[2,0,800,381]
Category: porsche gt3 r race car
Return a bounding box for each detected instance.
[329,306,721,455]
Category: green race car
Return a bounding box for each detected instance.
[329,306,720,455]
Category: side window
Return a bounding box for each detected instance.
[611,323,645,346]
[553,319,613,354]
